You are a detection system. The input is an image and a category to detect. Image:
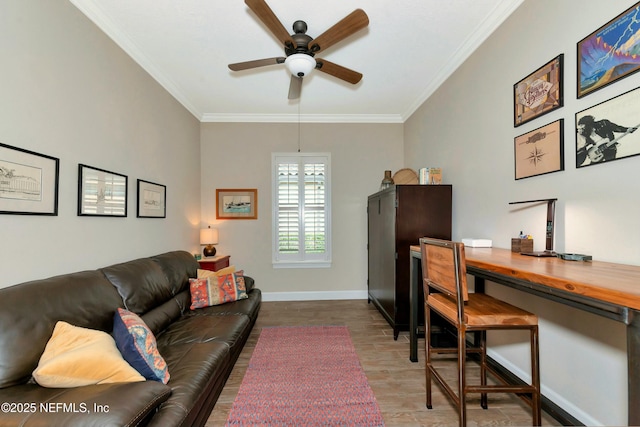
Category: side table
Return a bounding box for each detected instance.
[198,255,230,272]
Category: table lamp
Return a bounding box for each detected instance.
[200,226,218,257]
[509,198,557,257]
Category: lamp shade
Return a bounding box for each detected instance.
[285,53,316,77]
[200,227,218,245]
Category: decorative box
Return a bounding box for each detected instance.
[511,238,534,253]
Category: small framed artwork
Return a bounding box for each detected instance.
[0,142,59,215]
[216,188,257,219]
[78,164,128,217]
[576,86,640,168]
[137,179,166,218]
[514,54,563,127]
[514,119,564,180]
[577,2,640,98]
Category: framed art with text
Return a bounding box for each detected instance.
[0,142,59,215]
[514,54,563,127]
[137,179,166,218]
[216,188,257,219]
[78,164,128,217]
[577,2,640,98]
[576,86,640,168]
[514,119,564,180]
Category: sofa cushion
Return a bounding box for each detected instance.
[151,250,199,295]
[102,258,173,315]
[151,341,230,427]
[32,321,144,388]
[141,297,183,336]
[0,381,171,427]
[157,314,250,348]
[113,308,170,384]
[189,271,247,309]
[0,270,124,388]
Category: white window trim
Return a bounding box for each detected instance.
[272,152,332,268]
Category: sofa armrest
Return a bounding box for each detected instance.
[0,381,171,427]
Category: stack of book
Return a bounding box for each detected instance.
[419,167,442,184]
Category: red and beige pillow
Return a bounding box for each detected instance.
[189,268,248,309]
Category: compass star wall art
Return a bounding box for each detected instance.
[514,119,565,180]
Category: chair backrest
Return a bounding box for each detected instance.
[420,237,469,302]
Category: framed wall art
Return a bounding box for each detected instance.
[78,164,128,217]
[0,142,59,215]
[514,119,564,180]
[576,86,640,168]
[216,188,257,219]
[137,179,166,218]
[514,54,563,127]
[577,2,640,98]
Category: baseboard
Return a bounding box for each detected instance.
[484,354,584,426]
[262,290,368,302]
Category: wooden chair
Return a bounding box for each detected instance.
[420,237,541,426]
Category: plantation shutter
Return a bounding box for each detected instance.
[272,153,331,267]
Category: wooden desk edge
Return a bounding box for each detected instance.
[410,245,640,311]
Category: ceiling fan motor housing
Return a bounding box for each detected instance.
[285,20,314,57]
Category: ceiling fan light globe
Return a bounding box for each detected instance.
[285,53,316,77]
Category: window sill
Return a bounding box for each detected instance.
[272,261,332,269]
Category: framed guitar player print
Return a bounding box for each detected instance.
[576,86,640,168]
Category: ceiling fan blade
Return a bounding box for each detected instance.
[228,57,285,71]
[309,9,369,54]
[245,0,295,48]
[288,75,302,100]
[316,59,362,84]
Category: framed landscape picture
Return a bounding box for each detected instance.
[514,119,564,180]
[0,143,59,215]
[137,179,166,218]
[216,188,257,219]
[576,86,640,168]
[577,2,640,98]
[514,54,563,127]
[78,164,128,217]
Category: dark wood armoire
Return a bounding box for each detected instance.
[367,185,452,338]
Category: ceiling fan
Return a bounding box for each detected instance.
[228,0,369,100]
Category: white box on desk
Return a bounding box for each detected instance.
[461,238,492,248]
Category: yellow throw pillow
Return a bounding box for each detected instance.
[33,321,145,388]
[197,265,235,278]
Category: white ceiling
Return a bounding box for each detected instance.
[69,0,523,123]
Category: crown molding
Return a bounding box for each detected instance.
[401,0,524,121]
[199,113,403,123]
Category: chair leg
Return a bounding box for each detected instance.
[531,326,541,426]
[425,305,433,409]
[458,326,467,427]
[480,330,488,409]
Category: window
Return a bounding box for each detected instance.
[272,153,331,268]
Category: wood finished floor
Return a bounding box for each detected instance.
[206,299,561,426]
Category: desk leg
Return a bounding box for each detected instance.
[410,253,420,363]
[629,310,640,426]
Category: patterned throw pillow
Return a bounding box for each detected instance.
[113,308,170,384]
[189,270,248,309]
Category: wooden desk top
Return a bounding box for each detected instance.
[410,245,640,311]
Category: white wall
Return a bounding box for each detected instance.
[404,0,638,424]
[0,1,201,287]
[200,122,403,298]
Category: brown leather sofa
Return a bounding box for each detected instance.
[0,250,261,427]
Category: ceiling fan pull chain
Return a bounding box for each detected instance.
[297,101,301,153]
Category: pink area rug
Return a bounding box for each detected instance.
[225,325,384,426]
